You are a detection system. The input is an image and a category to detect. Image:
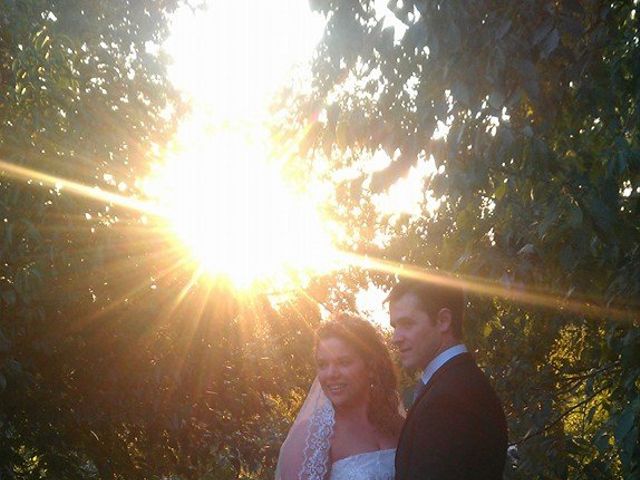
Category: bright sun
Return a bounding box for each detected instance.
[144,1,338,288]
[144,128,338,288]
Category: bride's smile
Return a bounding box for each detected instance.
[327,384,347,394]
[316,337,370,408]
[278,316,403,479]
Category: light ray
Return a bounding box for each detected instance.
[283,290,324,333]
[163,266,207,321]
[272,117,316,162]
[299,287,335,318]
[8,156,634,325]
[0,158,161,216]
[165,278,218,404]
[136,264,208,353]
[69,253,194,332]
[341,252,638,323]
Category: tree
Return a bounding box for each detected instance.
[1,2,322,478]
[278,1,640,477]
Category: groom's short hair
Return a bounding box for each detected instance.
[387,278,465,339]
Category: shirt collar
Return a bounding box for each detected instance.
[420,344,468,387]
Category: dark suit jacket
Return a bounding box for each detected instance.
[395,353,507,480]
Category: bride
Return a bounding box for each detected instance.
[276,315,404,480]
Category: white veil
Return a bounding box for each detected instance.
[275,378,335,480]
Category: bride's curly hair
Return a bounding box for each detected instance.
[315,314,403,437]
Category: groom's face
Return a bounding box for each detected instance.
[390,292,443,371]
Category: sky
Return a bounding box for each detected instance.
[164,0,325,120]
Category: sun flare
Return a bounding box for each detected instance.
[144,128,339,288]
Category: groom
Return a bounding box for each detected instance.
[388,279,508,479]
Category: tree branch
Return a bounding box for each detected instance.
[510,385,608,447]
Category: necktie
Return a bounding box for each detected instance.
[413,379,427,404]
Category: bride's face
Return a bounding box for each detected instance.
[316,336,370,409]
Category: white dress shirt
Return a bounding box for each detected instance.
[420,344,468,388]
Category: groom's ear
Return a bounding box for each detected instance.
[436,308,453,333]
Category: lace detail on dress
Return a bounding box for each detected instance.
[300,401,335,480]
[329,449,395,480]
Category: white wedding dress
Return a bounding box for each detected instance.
[276,380,398,480]
[329,449,396,480]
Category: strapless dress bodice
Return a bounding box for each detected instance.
[329,448,395,480]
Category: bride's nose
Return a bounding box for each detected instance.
[325,363,339,378]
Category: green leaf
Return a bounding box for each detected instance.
[488,90,505,110]
[532,19,554,46]
[1,289,16,306]
[567,203,583,227]
[0,329,10,353]
[495,20,512,40]
[495,181,507,200]
[594,431,609,454]
[540,28,560,59]
[614,408,636,443]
